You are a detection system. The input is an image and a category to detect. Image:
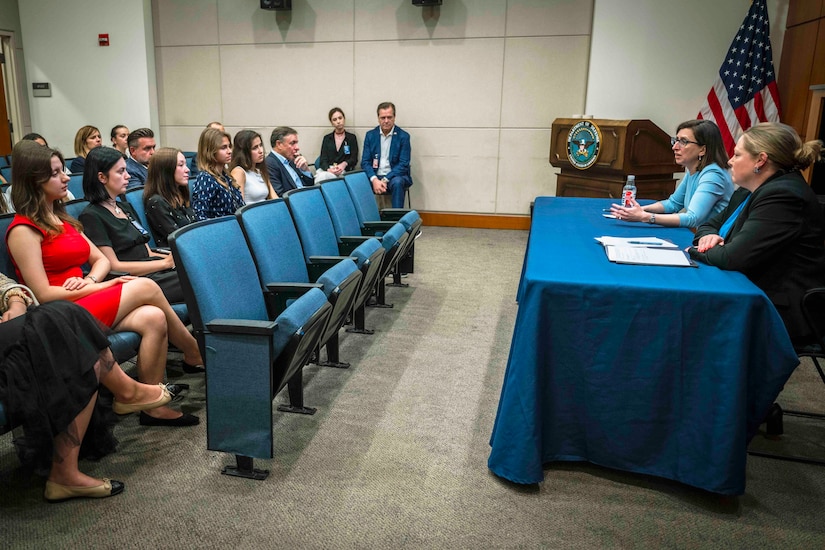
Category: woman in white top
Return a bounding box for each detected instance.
[230,130,277,204]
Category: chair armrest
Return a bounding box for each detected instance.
[362,221,395,235]
[151,247,171,255]
[206,319,277,335]
[104,270,130,280]
[380,208,412,221]
[264,282,323,317]
[306,256,356,281]
[338,235,376,256]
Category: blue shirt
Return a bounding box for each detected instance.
[660,163,733,228]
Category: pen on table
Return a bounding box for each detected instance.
[628,241,662,245]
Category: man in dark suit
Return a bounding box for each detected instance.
[125,128,156,189]
[360,102,413,208]
[265,127,314,197]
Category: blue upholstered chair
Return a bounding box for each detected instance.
[67,174,84,200]
[279,188,385,329]
[169,216,332,479]
[63,198,90,220]
[343,170,421,278]
[0,166,11,183]
[285,186,408,308]
[320,177,416,287]
[237,199,363,368]
[122,186,158,248]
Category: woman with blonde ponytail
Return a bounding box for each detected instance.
[690,122,825,343]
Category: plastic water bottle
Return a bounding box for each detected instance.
[621,175,637,207]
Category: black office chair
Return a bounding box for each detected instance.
[749,288,825,465]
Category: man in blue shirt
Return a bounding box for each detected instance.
[125,128,156,188]
[361,102,413,208]
[265,126,314,197]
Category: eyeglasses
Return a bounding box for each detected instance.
[671,136,700,148]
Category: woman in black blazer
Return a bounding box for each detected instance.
[690,122,825,343]
[315,107,359,183]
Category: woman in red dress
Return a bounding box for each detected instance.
[6,141,203,427]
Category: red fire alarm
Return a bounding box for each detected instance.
[98,34,109,46]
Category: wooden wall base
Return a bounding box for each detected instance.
[418,212,530,230]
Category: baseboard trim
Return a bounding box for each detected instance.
[419,212,530,230]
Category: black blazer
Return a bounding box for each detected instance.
[691,171,825,340]
[265,152,314,197]
[318,131,359,171]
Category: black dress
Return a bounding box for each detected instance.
[0,301,117,474]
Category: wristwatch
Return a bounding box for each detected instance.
[647,213,656,224]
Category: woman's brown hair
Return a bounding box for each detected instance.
[144,147,190,208]
[197,127,235,187]
[73,125,100,158]
[11,141,81,234]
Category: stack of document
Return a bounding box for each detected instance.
[595,236,695,267]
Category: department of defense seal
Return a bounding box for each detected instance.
[567,120,601,170]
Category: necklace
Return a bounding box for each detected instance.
[105,197,122,215]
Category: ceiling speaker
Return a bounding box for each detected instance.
[261,0,292,11]
[412,0,442,6]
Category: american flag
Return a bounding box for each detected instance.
[697,0,781,156]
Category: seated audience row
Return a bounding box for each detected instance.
[6,141,203,429]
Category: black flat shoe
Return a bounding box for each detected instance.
[165,383,189,398]
[181,361,205,374]
[765,403,783,436]
[139,411,200,427]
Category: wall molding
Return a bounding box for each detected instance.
[419,211,530,230]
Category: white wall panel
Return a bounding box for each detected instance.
[220,42,355,127]
[156,46,222,126]
[153,0,218,47]
[500,36,589,128]
[505,0,593,37]
[353,38,505,129]
[496,129,558,214]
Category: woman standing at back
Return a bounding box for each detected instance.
[191,127,244,220]
[230,129,277,205]
[143,147,198,247]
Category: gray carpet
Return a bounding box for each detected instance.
[2,226,824,548]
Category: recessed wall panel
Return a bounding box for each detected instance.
[505,0,593,37]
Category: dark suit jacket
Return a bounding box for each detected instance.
[691,171,825,340]
[319,131,359,171]
[360,125,413,186]
[126,157,148,189]
[265,152,314,197]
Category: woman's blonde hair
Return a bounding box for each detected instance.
[73,125,100,157]
[197,127,235,186]
[741,122,823,172]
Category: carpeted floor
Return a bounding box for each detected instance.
[1,226,824,549]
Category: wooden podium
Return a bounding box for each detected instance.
[549,118,679,200]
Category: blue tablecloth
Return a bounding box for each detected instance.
[488,197,799,495]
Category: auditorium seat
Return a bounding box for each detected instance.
[321,177,416,285]
[237,199,363,367]
[343,170,421,277]
[67,174,84,200]
[287,185,408,305]
[169,216,332,479]
[122,186,158,248]
[278,185,386,331]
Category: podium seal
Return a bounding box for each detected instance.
[567,120,601,169]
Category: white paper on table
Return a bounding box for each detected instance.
[605,245,694,267]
